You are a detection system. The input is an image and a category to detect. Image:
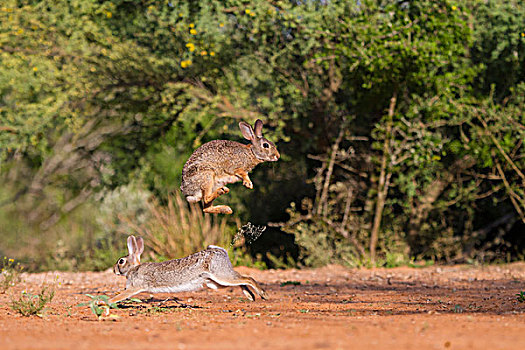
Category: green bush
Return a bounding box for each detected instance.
[0,0,523,269]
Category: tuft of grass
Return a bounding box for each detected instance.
[1,257,23,293]
[10,286,55,316]
[516,291,525,303]
[77,294,119,321]
[123,193,230,260]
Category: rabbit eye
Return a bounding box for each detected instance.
[118,258,125,265]
[263,143,269,149]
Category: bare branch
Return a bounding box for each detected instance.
[495,161,525,222]
[370,92,397,262]
[318,128,344,216]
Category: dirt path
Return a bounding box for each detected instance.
[1,264,524,349]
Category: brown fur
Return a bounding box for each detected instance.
[180,120,279,214]
[109,236,268,304]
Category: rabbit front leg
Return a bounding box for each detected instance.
[108,287,145,304]
[234,169,253,189]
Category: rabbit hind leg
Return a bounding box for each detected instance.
[240,285,256,301]
[202,180,233,214]
[201,272,267,300]
[202,275,255,300]
[203,204,232,214]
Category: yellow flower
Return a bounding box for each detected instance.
[219,23,224,28]
[186,42,195,52]
[210,51,215,56]
[106,11,112,18]
[200,50,207,56]
[190,29,197,35]
[179,13,183,17]
[147,5,154,11]
[181,60,192,68]
[33,67,38,72]
[189,23,195,28]
[521,32,525,37]
[8,258,14,262]
[245,9,251,15]
[451,5,457,11]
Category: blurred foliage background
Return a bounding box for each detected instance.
[0,0,524,271]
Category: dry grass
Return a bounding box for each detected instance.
[123,193,230,259]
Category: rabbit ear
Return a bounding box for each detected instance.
[239,121,255,141]
[254,119,263,138]
[135,236,144,256]
[127,235,138,256]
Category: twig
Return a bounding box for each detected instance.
[0,126,17,133]
[495,161,525,222]
[317,128,344,216]
[477,114,525,185]
[341,187,354,235]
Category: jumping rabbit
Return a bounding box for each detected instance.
[109,235,267,304]
[180,119,280,214]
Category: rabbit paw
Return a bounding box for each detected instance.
[243,179,253,189]
[218,186,230,195]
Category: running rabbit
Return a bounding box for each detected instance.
[109,235,267,303]
[180,119,280,214]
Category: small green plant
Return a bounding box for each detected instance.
[139,305,171,315]
[516,291,525,303]
[77,294,119,321]
[124,297,143,304]
[65,305,73,317]
[280,281,301,287]
[1,257,23,293]
[453,304,464,313]
[10,286,55,316]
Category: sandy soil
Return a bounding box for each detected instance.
[1,263,524,350]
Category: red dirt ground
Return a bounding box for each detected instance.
[1,263,524,349]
